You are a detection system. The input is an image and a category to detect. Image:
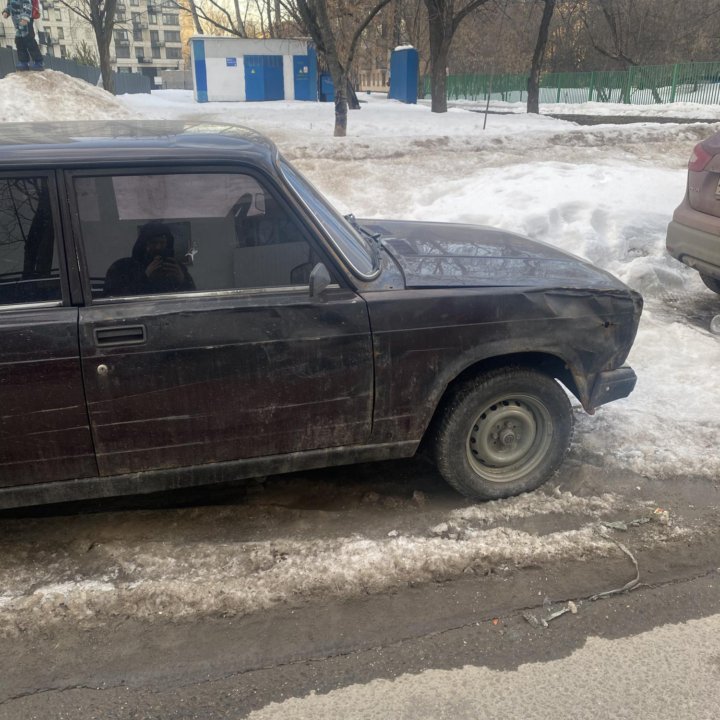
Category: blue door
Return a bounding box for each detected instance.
[293,56,311,101]
[263,55,284,100]
[244,55,284,101]
[293,49,317,101]
[244,55,265,101]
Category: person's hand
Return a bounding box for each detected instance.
[145,255,165,277]
[146,256,184,282]
[158,259,184,281]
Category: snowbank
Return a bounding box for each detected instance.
[0,69,134,123]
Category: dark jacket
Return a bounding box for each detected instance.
[104,223,196,297]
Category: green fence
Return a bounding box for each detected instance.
[431,61,720,106]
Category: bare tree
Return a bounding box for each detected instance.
[285,0,394,137]
[527,0,556,113]
[186,0,205,34]
[168,0,249,37]
[424,0,490,113]
[57,0,118,93]
[581,0,720,69]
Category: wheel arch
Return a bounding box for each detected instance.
[420,351,581,447]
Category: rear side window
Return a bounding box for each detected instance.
[74,172,317,300]
[0,176,61,305]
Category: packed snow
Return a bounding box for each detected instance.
[0,75,718,631]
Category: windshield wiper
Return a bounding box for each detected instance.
[344,214,381,243]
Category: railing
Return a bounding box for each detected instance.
[429,61,720,106]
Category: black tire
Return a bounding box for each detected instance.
[700,273,720,295]
[433,367,573,500]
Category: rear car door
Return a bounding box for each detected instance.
[69,168,373,477]
[0,171,97,487]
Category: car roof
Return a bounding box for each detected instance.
[0,120,280,171]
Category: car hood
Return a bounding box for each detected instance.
[362,219,627,291]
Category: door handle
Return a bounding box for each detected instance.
[94,325,147,347]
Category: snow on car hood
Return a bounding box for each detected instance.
[363,219,627,290]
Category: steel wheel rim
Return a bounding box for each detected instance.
[466,394,553,483]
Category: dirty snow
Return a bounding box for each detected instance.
[0,75,719,631]
[0,70,133,122]
[0,487,688,635]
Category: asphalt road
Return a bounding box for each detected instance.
[1,548,718,719]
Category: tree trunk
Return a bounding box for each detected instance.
[333,73,349,137]
[92,11,115,95]
[274,0,282,36]
[188,0,204,34]
[98,37,115,94]
[428,27,450,113]
[527,0,556,114]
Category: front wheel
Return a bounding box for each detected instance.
[434,367,573,500]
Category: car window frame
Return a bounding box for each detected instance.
[64,164,349,306]
[275,155,380,281]
[0,169,71,312]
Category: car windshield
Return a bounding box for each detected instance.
[277,156,377,278]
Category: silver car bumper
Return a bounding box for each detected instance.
[666,219,720,280]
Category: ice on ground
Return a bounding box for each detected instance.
[0,490,684,635]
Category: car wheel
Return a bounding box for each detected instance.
[434,367,573,500]
[700,273,720,295]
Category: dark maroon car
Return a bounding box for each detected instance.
[0,121,642,508]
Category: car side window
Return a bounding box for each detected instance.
[0,176,61,305]
[74,172,318,299]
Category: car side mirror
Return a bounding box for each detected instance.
[309,262,332,298]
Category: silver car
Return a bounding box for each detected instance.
[667,133,720,294]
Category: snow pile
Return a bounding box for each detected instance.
[0,69,133,123]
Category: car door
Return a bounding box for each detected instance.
[0,171,97,487]
[68,168,373,477]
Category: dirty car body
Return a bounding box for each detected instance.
[0,122,642,508]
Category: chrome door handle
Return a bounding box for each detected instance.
[97,364,109,376]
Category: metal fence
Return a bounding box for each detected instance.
[432,61,720,106]
[0,45,151,94]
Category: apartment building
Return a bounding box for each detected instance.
[114,1,184,79]
[1,1,184,80]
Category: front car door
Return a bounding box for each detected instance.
[69,168,373,477]
[0,171,97,487]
